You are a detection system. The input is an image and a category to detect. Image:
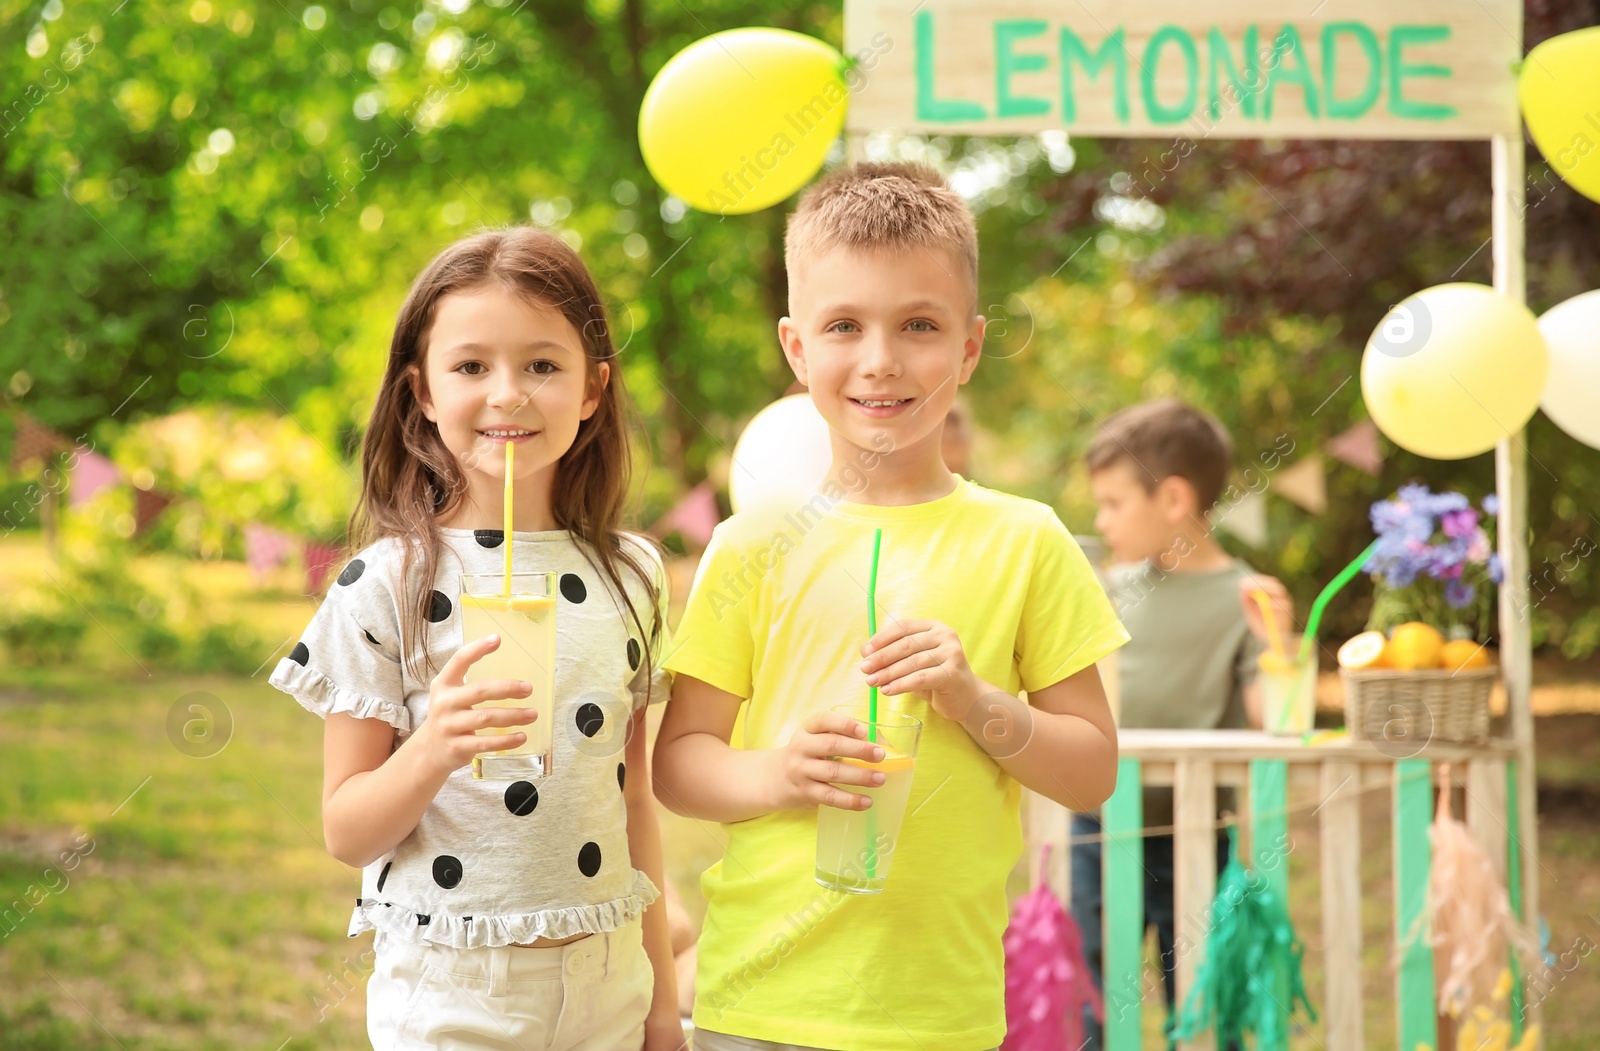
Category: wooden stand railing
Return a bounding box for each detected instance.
[1026,729,1528,1051]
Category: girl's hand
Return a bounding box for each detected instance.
[642,1011,687,1051]
[861,618,983,725]
[769,709,887,812]
[412,633,537,777]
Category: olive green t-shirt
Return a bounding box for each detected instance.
[1107,559,1262,829]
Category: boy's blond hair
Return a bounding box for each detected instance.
[785,162,979,310]
[1086,398,1233,513]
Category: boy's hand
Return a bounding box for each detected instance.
[771,710,887,812]
[1239,574,1295,642]
[860,619,983,725]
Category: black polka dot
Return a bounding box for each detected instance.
[417,914,430,926]
[355,897,363,905]
[560,573,587,603]
[577,842,601,877]
[617,763,626,791]
[576,702,605,738]
[376,861,391,892]
[427,590,452,623]
[336,559,365,586]
[432,855,463,890]
[626,638,641,671]
[289,641,309,665]
[364,630,380,646]
[505,781,539,816]
[474,529,505,549]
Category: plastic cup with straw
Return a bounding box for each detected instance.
[1266,538,1382,735]
[463,438,558,780]
[1251,587,1301,733]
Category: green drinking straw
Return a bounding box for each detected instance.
[1298,538,1382,665]
[1276,538,1381,731]
[867,527,883,742]
[865,527,883,884]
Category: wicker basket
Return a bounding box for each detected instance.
[1341,667,1495,744]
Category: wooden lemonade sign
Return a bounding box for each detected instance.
[844,0,1521,139]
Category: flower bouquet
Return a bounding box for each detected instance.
[1366,485,1504,640]
[1337,485,1502,744]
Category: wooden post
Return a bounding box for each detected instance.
[1102,757,1145,1051]
[1248,760,1290,1048]
[1394,759,1436,1049]
[1320,760,1364,1051]
[1466,758,1510,885]
[1173,758,1217,1051]
[1491,127,1541,1046]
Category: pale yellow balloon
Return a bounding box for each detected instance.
[1360,284,1548,460]
[639,28,848,215]
[1520,26,1600,205]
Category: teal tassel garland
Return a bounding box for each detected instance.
[1169,829,1317,1050]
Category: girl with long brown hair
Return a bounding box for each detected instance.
[270,227,683,1050]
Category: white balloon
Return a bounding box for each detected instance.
[1539,289,1600,450]
[728,394,834,515]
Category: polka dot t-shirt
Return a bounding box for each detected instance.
[268,528,670,949]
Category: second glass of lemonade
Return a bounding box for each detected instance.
[1258,651,1316,735]
[460,572,557,780]
[814,706,922,895]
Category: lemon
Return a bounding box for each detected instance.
[1440,638,1492,671]
[1388,622,1446,670]
[1337,630,1390,670]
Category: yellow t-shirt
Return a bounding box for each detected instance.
[663,477,1128,1050]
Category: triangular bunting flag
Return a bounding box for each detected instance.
[650,482,721,549]
[1213,491,1268,548]
[69,450,122,508]
[1325,420,1383,476]
[1273,455,1327,515]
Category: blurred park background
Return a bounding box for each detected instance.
[2,0,1599,1047]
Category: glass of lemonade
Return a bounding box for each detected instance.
[460,572,557,780]
[814,706,922,895]
[1258,652,1316,735]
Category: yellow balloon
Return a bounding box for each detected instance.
[1360,284,1548,460]
[639,28,848,215]
[1519,26,1600,205]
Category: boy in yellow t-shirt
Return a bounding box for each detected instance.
[653,163,1129,1051]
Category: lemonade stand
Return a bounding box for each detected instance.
[834,2,1558,1048]
[638,0,1584,1044]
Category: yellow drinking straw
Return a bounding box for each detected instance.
[502,440,514,596]
[1251,588,1287,663]
[1254,587,1301,733]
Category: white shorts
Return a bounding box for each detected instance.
[367,920,653,1050]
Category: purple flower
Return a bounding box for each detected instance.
[1424,537,1469,580]
[1441,508,1480,539]
[1482,494,1500,517]
[1445,579,1477,609]
[1396,483,1432,508]
[1371,499,1413,535]
[1488,553,1505,584]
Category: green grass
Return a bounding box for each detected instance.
[0,668,367,1050]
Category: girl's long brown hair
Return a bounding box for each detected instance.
[347,226,662,692]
